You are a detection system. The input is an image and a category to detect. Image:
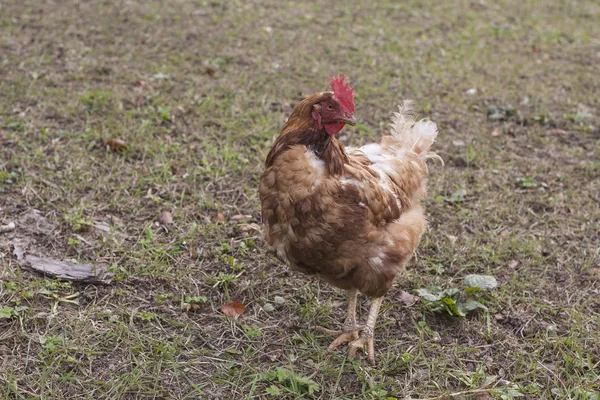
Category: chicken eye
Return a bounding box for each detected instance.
[326,104,334,110]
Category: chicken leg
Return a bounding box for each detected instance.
[348,296,383,365]
[312,288,364,351]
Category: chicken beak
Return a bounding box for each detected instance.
[340,114,356,126]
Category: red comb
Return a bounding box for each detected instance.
[330,75,354,113]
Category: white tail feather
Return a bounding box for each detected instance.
[388,100,416,148]
[388,101,443,164]
[357,100,443,167]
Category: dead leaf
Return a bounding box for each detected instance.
[238,223,261,237]
[491,128,502,137]
[214,213,226,223]
[158,211,173,226]
[509,260,519,269]
[230,214,252,222]
[184,303,201,312]
[204,66,216,77]
[221,299,245,318]
[494,313,505,321]
[452,139,465,147]
[133,79,146,89]
[446,234,458,247]
[398,291,418,307]
[550,128,567,135]
[105,139,127,151]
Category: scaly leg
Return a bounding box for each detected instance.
[312,288,364,352]
[348,296,383,365]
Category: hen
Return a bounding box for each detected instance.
[259,76,441,364]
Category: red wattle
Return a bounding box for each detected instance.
[325,123,344,135]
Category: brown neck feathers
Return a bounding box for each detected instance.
[265,129,347,176]
[280,92,331,135]
[266,92,347,176]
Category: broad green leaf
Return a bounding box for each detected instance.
[442,287,461,298]
[265,385,281,395]
[415,288,442,302]
[441,297,466,317]
[0,306,14,319]
[500,388,525,399]
[272,368,320,395]
[448,187,466,203]
[465,300,487,311]
[463,274,498,291]
[516,177,538,188]
[276,367,291,382]
[465,286,482,295]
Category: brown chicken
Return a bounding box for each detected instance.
[259,76,441,364]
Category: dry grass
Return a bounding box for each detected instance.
[1,0,599,399]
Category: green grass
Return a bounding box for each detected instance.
[1,0,599,398]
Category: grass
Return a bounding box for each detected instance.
[1,0,599,398]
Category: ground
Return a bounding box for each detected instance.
[0,0,599,399]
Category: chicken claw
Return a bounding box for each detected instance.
[349,297,383,365]
[311,324,365,353]
[348,327,376,365]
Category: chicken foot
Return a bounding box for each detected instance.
[348,296,383,365]
[312,288,364,352]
